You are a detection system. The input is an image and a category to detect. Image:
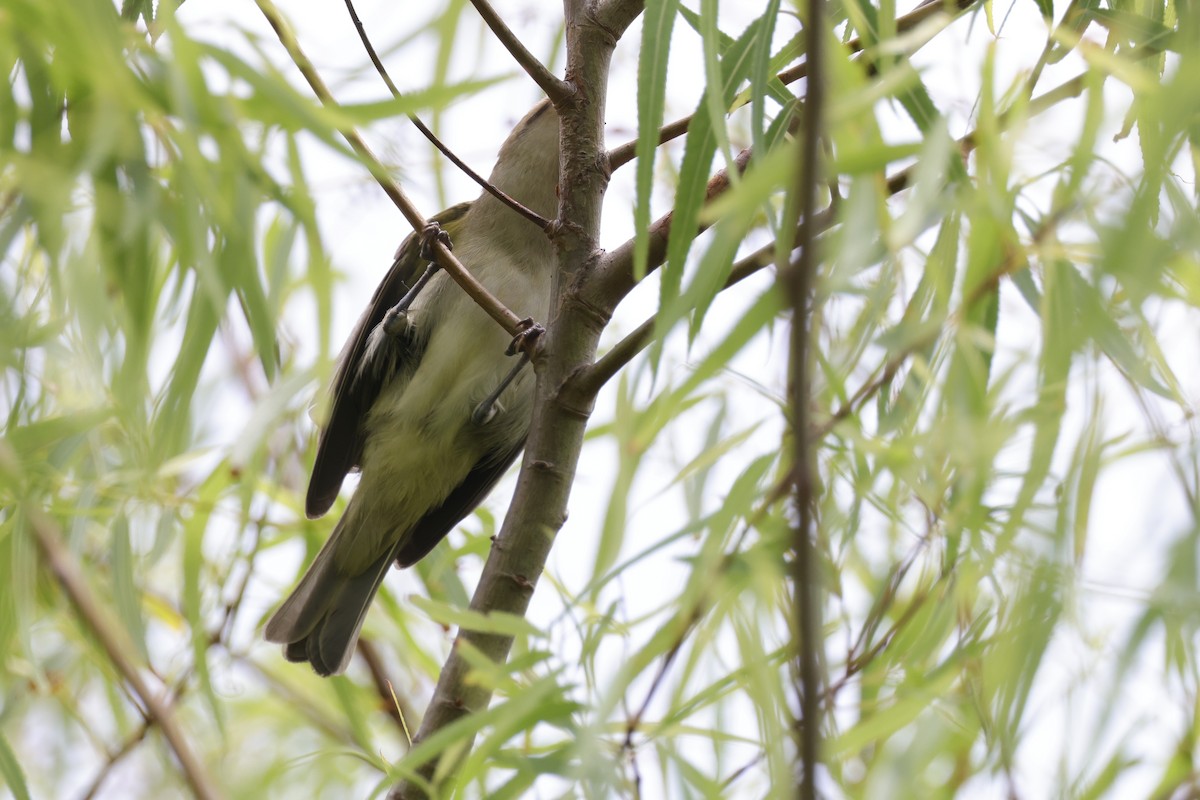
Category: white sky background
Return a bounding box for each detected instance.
[152,0,1200,797]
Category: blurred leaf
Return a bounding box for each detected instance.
[830,658,960,755]
[110,514,149,662]
[0,732,30,800]
[655,14,772,369]
[632,0,680,281]
[408,595,543,638]
[182,466,230,732]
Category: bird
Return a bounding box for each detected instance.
[265,100,560,676]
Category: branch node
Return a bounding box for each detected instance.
[561,291,611,332]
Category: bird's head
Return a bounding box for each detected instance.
[486,99,560,221]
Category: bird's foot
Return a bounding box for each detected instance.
[382,305,413,338]
[507,318,545,357]
[419,221,453,262]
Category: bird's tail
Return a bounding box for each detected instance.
[263,515,396,676]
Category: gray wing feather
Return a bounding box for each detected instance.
[305,202,473,519]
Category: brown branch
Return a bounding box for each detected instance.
[79,718,154,800]
[79,510,268,799]
[813,204,1071,441]
[593,0,646,37]
[388,1,639,794]
[253,0,530,338]
[469,0,572,104]
[340,0,551,231]
[615,470,796,784]
[787,0,825,795]
[28,508,222,800]
[376,6,1128,798]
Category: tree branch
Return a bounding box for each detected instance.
[812,205,1071,442]
[593,0,645,37]
[375,3,1121,797]
[786,0,825,792]
[253,0,532,338]
[28,508,221,800]
[80,713,157,800]
[469,0,572,104]
[388,0,639,795]
[595,58,1098,349]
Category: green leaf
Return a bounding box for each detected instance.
[110,515,149,662]
[329,676,376,755]
[181,467,230,733]
[632,0,680,281]
[830,656,961,755]
[0,732,30,800]
[408,595,544,638]
[655,15,770,368]
[748,0,783,157]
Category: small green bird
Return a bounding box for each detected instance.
[265,101,560,675]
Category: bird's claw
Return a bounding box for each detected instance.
[507,319,544,357]
[419,222,453,262]
[382,306,411,338]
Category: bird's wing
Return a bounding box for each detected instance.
[305,202,474,519]
[393,439,527,567]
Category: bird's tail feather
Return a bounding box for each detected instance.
[264,517,396,676]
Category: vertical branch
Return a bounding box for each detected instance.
[785,1,825,798]
[388,0,634,796]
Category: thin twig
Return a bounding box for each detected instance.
[79,719,153,800]
[584,192,842,393]
[78,670,194,800]
[468,0,571,104]
[623,607,703,742]
[615,475,796,783]
[721,753,768,790]
[824,526,937,703]
[340,0,551,230]
[28,508,222,800]
[253,0,530,338]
